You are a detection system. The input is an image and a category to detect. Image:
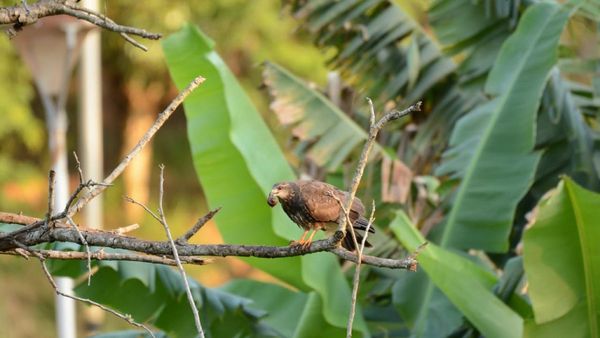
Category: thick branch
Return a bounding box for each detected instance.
[0,212,417,270]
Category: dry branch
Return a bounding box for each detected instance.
[0,211,418,269]
[338,98,422,337]
[1,0,161,50]
[38,257,156,337]
[68,75,206,217]
[4,247,209,266]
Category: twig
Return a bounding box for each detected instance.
[156,165,205,338]
[5,248,210,266]
[347,201,375,337]
[61,3,155,51]
[47,170,56,221]
[334,99,421,244]
[39,257,156,337]
[335,99,420,336]
[68,76,206,217]
[0,0,161,51]
[407,242,428,272]
[111,223,140,235]
[176,207,222,244]
[73,151,84,185]
[65,215,92,285]
[8,239,156,336]
[123,196,162,224]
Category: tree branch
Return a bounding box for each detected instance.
[67,75,205,217]
[0,211,418,270]
[155,165,205,338]
[334,99,422,244]
[1,0,162,51]
[4,247,210,266]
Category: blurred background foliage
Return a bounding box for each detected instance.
[1,0,600,337]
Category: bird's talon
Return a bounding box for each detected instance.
[290,240,304,247]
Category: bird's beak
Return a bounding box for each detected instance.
[267,190,278,207]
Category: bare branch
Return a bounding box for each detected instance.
[111,223,140,235]
[39,257,156,337]
[72,151,84,185]
[47,170,56,220]
[334,100,422,244]
[346,201,375,337]
[156,165,205,338]
[65,215,92,285]
[123,196,162,224]
[68,76,206,217]
[177,207,222,244]
[335,99,421,337]
[5,247,210,266]
[0,0,161,51]
[0,211,416,269]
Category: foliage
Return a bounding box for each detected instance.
[391,212,523,338]
[436,2,571,252]
[3,0,600,337]
[162,24,368,336]
[46,244,276,338]
[266,0,600,337]
[523,177,600,337]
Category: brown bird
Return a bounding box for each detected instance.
[267,180,374,251]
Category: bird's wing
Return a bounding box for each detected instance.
[341,191,365,219]
[297,181,342,223]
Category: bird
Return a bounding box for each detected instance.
[267,180,374,251]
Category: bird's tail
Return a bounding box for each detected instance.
[342,217,375,251]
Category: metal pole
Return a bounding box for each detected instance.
[53,23,79,338]
[79,0,103,230]
[38,76,76,338]
[79,0,104,334]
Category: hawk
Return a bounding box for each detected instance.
[267,180,374,251]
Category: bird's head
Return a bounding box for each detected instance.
[267,182,293,207]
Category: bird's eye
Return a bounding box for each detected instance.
[277,186,282,191]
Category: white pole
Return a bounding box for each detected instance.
[53,23,79,338]
[79,0,104,334]
[53,107,77,338]
[79,0,103,230]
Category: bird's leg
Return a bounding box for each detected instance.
[290,229,309,247]
[302,229,319,249]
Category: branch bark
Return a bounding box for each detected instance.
[0,211,418,270]
[1,0,162,50]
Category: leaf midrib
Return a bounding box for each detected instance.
[440,6,556,248]
[565,180,599,337]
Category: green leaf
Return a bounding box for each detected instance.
[292,292,346,338]
[392,270,463,337]
[286,0,455,103]
[91,331,166,338]
[221,279,308,337]
[49,248,270,338]
[406,35,421,90]
[390,211,523,338]
[162,23,301,284]
[0,223,21,232]
[263,61,407,171]
[523,177,600,337]
[263,62,368,170]
[221,279,347,338]
[437,2,572,252]
[162,24,368,336]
